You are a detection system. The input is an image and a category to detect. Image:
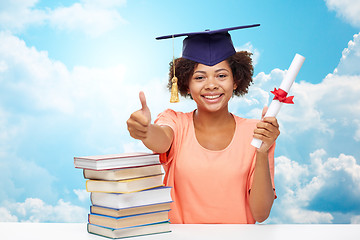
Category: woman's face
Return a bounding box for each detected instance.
[188,60,236,113]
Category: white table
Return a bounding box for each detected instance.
[1,223,359,240]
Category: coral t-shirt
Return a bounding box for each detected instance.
[154,109,276,224]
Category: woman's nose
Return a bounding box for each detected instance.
[204,77,218,90]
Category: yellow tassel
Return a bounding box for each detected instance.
[170,35,179,103]
[170,76,179,103]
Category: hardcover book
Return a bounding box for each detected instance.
[86,174,164,193]
[88,210,170,229]
[90,202,172,218]
[87,221,171,239]
[83,164,163,180]
[74,152,160,170]
[91,186,172,209]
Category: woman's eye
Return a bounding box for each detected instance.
[195,76,205,80]
[218,74,227,78]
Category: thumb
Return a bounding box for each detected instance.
[139,91,148,111]
[261,105,268,120]
[138,91,151,124]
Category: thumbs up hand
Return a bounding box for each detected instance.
[127,91,152,140]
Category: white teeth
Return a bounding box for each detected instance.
[204,94,221,99]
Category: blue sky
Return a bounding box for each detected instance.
[0,0,359,223]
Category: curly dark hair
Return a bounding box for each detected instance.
[168,51,254,98]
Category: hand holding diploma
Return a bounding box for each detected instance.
[251,54,305,149]
[253,106,280,153]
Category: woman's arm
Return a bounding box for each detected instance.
[249,111,280,223]
[249,150,275,223]
[126,91,174,153]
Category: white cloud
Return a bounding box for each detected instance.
[236,42,260,66]
[73,189,89,202]
[0,31,129,116]
[354,119,360,142]
[0,207,18,222]
[274,156,309,188]
[0,153,58,203]
[325,0,360,27]
[48,1,127,37]
[0,0,127,36]
[3,198,87,222]
[351,215,360,224]
[280,73,360,137]
[334,33,360,75]
[270,149,360,223]
[0,0,47,31]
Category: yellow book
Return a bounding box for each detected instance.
[86,174,164,193]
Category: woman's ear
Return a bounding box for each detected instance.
[233,83,237,90]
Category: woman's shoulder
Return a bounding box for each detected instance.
[155,109,193,123]
[233,114,260,127]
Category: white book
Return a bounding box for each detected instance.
[91,186,172,209]
[74,152,160,170]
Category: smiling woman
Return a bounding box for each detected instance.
[127,25,280,224]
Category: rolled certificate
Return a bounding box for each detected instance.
[251,53,305,148]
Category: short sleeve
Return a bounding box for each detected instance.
[154,109,178,132]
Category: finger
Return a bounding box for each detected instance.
[261,106,268,120]
[253,131,271,142]
[262,117,279,128]
[256,121,280,136]
[127,121,148,138]
[129,131,148,140]
[254,128,269,137]
[129,111,150,127]
[128,120,149,133]
[139,91,148,110]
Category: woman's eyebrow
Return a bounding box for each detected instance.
[215,68,230,73]
[194,68,230,74]
[193,70,207,74]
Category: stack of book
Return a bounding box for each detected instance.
[74,152,172,239]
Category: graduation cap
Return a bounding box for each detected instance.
[156,24,260,102]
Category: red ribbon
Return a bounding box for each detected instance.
[271,88,294,104]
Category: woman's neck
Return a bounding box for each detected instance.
[193,107,233,130]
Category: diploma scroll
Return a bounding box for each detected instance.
[251,53,305,149]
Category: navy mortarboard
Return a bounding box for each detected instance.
[156,24,260,102]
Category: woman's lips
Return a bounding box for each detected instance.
[201,93,224,101]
